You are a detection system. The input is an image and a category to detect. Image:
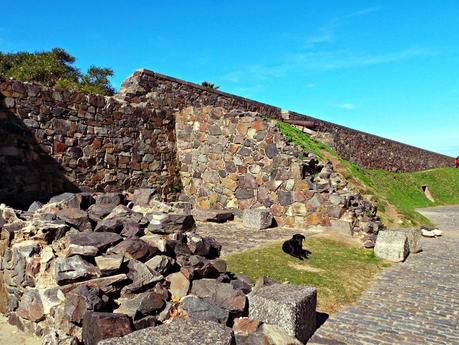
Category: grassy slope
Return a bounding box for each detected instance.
[225,237,389,314]
[277,121,459,226]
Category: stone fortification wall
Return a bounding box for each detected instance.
[288,112,453,172]
[0,78,178,209]
[175,106,382,237]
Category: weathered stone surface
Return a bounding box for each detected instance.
[166,271,190,298]
[397,228,422,253]
[82,312,132,345]
[55,256,100,285]
[234,319,303,345]
[147,213,195,234]
[122,260,163,294]
[16,287,65,322]
[242,209,273,230]
[95,254,124,275]
[132,188,156,207]
[61,274,129,295]
[187,233,221,258]
[145,255,175,275]
[67,232,122,256]
[374,230,409,262]
[181,295,229,324]
[98,319,234,345]
[248,283,317,343]
[192,209,234,223]
[64,285,106,323]
[107,238,159,261]
[329,219,353,236]
[191,279,246,313]
[94,218,125,233]
[115,291,165,319]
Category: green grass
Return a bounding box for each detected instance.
[277,121,459,226]
[225,236,389,314]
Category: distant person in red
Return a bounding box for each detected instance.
[456,156,459,168]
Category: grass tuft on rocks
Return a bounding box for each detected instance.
[225,236,390,314]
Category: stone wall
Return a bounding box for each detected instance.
[288,112,453,172]
[176,106,381,236]
[0,78,178,209]
[122,69,453,172]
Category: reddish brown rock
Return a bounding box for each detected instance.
[82,312,133,345]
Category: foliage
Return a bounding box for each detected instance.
[201,81,220,90]
[276,121,459,226]
[225,237,389,313]
[0,48,114,95]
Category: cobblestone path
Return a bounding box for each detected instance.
[309,207,459,345]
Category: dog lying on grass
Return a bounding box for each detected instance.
[282,234,310,260]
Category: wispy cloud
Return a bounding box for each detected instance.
[339,103,356,110]
[344,6,382,19]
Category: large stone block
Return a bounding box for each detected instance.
[329,219,353,236]
[242,209,273,230]
[248,283,317,343]
[98,319,234,345]
[374,230,409,262]
[82,312,132,345]
[396,228,422,253]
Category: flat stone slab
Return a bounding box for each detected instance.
[192,209,234,223]
[248,283,317,343]
[98,319,234,345]
[374,230,409,262]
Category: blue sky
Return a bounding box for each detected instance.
[2,1,459,156]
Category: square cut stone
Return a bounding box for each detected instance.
[374,230,409,262]
[396,228,422,253]
[248,283,317,343]
[242,209,273,230]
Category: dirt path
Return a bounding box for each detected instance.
[0,315,41,345]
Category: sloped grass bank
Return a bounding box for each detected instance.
[225,236,389,314]
[277,121,459,226]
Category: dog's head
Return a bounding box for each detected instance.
[292,234,305,245]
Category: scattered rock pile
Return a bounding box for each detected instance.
[0,191,317,345]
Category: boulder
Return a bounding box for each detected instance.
[132,189,156,207]
[55,256,100,285]
[191,209,234,223]
[115,291,165,319]
[329,219,353,236]
[98,319,233,345]
[187,234,221,258]
[122,260,163,294]
[95,254,124,275]
[145,255,175,275]
[180,295,229,324]
[82,312,132,345]
[397,228,422,253]
[374,230,409,262]
[94,219,125,233]
[67,232,122,256]
[191,279,246,314]
[248,283,317,343]
[165,271,190,298]
[63,285,107,323]
[147,213,196,234]
[107,238,159,261]
[16,287,65,322]
[54,207,92,232]
[242,209,273,230]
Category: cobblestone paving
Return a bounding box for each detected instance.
[309,207,459,345]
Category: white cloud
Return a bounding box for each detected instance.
[339,103,356,110]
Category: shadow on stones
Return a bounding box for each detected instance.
[0,97,79,209]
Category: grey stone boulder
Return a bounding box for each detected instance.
[55,256,100,285]
[121,260,163,294]
[146,213,196,234]
[374,230,409,262]
[180,295,229,324]
[187,233,222,258]
[67,232,123,257]
[192,209,234,223]
[242,209,273,230]
[329,219,353,236]
[248,283,317,343]
[98,319,234,345]
[396,228,422,253]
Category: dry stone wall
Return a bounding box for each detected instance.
[175,106,382,236]
[0,78,178,209]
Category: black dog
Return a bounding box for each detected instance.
[282,234,309,260]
